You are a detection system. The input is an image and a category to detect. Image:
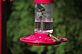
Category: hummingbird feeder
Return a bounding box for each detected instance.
[20,0,68,46]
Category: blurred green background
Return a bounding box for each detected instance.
[7,0,82,54]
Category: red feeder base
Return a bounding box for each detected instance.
[20,32,68,46]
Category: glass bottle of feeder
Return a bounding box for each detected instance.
[34,3,53,34]
[20,0,68,46]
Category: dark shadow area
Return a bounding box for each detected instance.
[2,0,13,54]
[2,1,7,54]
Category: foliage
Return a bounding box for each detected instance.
[7,0,82,54]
